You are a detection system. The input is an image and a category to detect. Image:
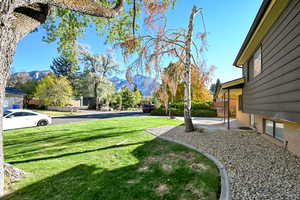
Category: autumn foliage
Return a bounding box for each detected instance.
[157,62,215,105]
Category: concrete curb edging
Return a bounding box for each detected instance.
[146,129,232,200]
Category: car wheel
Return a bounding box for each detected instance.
[37,120,48,126]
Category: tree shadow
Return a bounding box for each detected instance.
[53,112,141,119]
[5,128,143,160]
[4,135,220,200]
[5,127,118,148]
[9,141,146,164]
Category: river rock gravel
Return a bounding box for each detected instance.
[147,125,300,200]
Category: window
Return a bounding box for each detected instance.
[21,112,37,116]
[253,46,262,77]
[10,112,37,117]
[265,120,274,136]
[11,112,24,117]
[275,123,284,140]
[264,120,284,141]
[3,110,12,117]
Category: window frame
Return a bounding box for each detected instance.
[264,119,284,141]
[247,59,251,82]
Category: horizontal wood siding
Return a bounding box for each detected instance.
[243,0,300,123]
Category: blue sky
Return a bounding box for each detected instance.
[12,0,262,83]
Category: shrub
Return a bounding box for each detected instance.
[34,75,73,107]
[150,107,165,116]
[150,101,217,117]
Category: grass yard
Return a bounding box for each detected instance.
[3,117,220,200]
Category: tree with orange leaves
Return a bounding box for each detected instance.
[122,5,207,132]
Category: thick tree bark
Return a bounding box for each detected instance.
[0,0,124,195]
[183,6,198,132]
[0,17,17,198]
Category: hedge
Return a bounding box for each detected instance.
[150,102,217,117]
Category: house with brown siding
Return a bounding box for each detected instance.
[232,0,300,156]
[213,78,243,118]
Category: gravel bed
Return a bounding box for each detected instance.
[147,125,300,200]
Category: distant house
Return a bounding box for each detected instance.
[225,0,300,156]
[213,78,243,118]
[4,88,26,109]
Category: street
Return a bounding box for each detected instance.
[52,111,143,125]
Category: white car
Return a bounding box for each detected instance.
[3,109,52,130]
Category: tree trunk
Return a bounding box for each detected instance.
[0,0,125,195]
[94,82,99,110]
[183,6,198,132]
[0,22,20,196]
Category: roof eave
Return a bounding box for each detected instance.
[233,0,272,67]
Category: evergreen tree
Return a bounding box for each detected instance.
[50,56,78,79]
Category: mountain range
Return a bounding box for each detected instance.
[11,70,52,81]
[11,70,159,96]
[111,75,160,96]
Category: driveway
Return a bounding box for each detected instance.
[52,111,143,125]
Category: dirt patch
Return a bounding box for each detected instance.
[143,152,198,166]
[141,152,202,174]
[156,184,169,195]
[162,164,173,172]
[190,163,208,171]
[185,183,204,199]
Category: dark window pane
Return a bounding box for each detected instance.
[22,112,37,116]
[265,120,274,136]
[3,111,11,117]
[12,112,24,117]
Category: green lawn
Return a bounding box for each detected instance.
[4,117,220,200]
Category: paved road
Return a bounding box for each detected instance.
[52,111,143,125]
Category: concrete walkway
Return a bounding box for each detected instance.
[147,124,300,200]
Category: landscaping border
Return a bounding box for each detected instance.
[146,129,231,200]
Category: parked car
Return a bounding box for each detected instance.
[142,104,155,113]
[3,109,52,130]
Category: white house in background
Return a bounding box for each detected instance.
[4,88,26,109]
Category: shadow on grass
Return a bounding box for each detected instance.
[3,125,220,200]
[9,142,146,164]
[6,128,143,160]
[4,133,220,200]
[53,111,141,119]
[5,127,119,147]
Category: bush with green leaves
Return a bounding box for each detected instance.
[151,102,217,117]
[120,86,136,109]
[34,75,73,107]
